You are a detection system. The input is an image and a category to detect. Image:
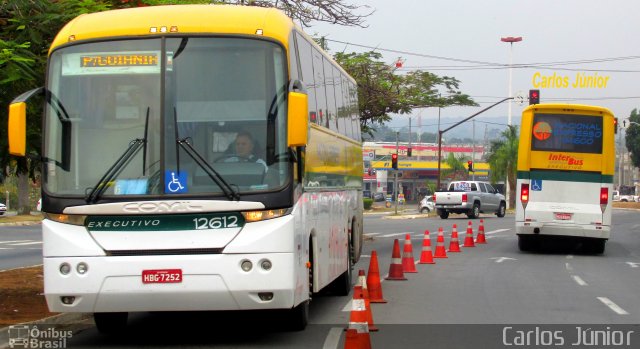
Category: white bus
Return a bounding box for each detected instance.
[515,104,616,254]
[8,5,363,332]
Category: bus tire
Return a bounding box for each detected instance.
[467,203,480,219]
[94,312,128,335]
[438,210,449,219]
[496,202,506,217]
[518,235,532,252]
[588,239,606,254]
[287,300,309,331]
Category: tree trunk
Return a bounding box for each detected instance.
[17,172,31,215]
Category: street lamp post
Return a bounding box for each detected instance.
[500,36,522,126]
[501,36,522,209]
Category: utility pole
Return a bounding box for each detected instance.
[472,119,476,181]
[394,131,399,215]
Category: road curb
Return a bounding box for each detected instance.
[0,313,92,349]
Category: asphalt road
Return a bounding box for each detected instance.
[0,224,42,271]
[2,210,639,348]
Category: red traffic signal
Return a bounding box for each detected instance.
[529,89,540,105]
[391,153,398,169]
[467,160,474,172]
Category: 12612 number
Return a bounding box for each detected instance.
[193,215,239,230]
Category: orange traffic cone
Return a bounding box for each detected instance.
[356,269,370,300]
[448,224,462,252]
[348,285,378,332]
[344,323,372,349]
[476,219,487,244]
[419,230,435,264]
[463,221,476,247]
[386,239,407,280]
[402,234,418,273]
[433,227,448,258]
[367,250,387,303]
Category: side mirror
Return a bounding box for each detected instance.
[8,102,27,156]
[287,80,308,147]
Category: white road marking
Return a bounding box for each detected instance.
[490,257,517,263]
[360,254,371,258]
[0,240,32,244]
[342,300,352,312]
[571,275,588,286]
[625,262,640,268]
[565,263,573,271]
[9,241,42,246]
[322,327,344,349]
[597,297,629,315]
[379,233,411,238]
[566,255,574,259]
[485,229,510,235]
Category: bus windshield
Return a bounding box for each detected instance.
[44,37,289,198]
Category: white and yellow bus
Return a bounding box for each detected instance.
[516,104,616,254]
[8,5,363,332]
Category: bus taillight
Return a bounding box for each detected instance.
[600,188,609,213]
[520,183,529,208]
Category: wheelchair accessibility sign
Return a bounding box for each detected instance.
[165,171,187,194]
[531,179,542,191]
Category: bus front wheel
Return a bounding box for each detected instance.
[287,300,309,331]
[94,312,128,335]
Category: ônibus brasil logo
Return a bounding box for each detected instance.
[532,121,552,141]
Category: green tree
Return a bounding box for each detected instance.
[442,152,469,182]
[624,108,640,168]
[334,51,477,137]
[485,125,519,208]
[0,0,109,213]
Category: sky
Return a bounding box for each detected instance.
[307,0,640,136]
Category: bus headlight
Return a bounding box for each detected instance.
[241,260,253,272]
[59,263,71,275]
[76,262,89,275]
[260,259,272,271]
[44,213,87,226]
[242,208,289,223]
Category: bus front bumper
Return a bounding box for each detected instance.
[43,253,298,313]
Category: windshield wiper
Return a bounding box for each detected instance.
[85,108,150,203]
[177,138,240,201]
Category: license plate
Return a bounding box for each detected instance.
[142,269,182,284]
[555,213,572,220]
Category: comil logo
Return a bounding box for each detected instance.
[8,325,73,348]
[533,121,552,141]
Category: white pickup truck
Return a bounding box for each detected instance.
[433,181,506,219]
[612,190,638,202]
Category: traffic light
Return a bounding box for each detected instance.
[467,160,474,172]
[407,147,412,157]
[391,153,398,170]
[529,89,540,105]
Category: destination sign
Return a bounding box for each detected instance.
[80,54,159,67]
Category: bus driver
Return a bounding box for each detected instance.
[219,131,268,171]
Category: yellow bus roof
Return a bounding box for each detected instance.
[522,103,614,116]
[50,5,294,54]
